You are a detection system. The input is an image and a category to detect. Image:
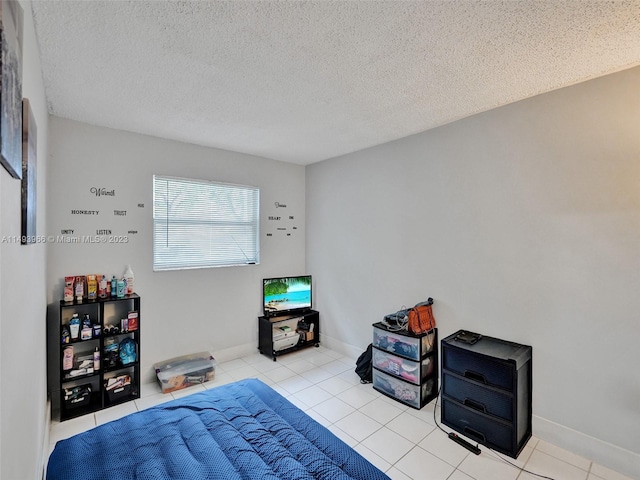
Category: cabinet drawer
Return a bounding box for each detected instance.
[441,398,512,453]
[373,368,434,409]
[373,348,434,385]
[373,325,435,361]
[442,372,513,422]
[442,346,513,391]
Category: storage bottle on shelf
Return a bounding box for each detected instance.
[99,275,107,298]
[63,346,73,371]
[61,326,70,344]
[74,277,84,302]
[93,347,100,370]
[87,275,97,300]
[69,314,80,341]
[123,265,134,295]
[81,314,92,340]
[111,276,117,297]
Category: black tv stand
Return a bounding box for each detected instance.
[258,310,319,361]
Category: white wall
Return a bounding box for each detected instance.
[46,118,306,391]
[306,67,640,477]
[0,1,49,479]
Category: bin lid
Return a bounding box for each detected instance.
[154,352,216,378]
[443,330,532,367]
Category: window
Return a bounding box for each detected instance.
[153,175,260,271]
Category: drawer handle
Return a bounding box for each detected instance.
[463,370,487,384]
[463,398,487,413]
[463,427,486,443]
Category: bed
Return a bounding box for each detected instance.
[47,378,390,480]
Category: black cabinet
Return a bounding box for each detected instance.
[372,323,438,409]
[258,310,319,361]
[441,330,532,458]
[56,294,141,421]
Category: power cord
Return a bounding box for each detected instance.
[432,386,556,480]
[432,386,448,434]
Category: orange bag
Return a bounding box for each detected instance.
[408,299,436,335]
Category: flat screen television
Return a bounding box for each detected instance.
[263,275,312,317]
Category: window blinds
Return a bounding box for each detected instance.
[153,175,260,271]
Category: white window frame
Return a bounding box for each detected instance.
[153,175,260,271]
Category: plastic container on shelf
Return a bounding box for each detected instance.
[62,346,74,371]
[69,314,80,341]
[98,275,108,298]
[104,374,132,402]
[64,384,92,409]
[93,347,101,370]
[123,265,134,295]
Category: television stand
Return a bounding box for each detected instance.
[258,310,319,361]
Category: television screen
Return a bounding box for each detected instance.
[263,275,312,316]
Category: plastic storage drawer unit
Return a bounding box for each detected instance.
[441,330,532,459]
[154,352,216,393]
[373,325,435,361]
[372,348,434,384]
[373,369,434,409]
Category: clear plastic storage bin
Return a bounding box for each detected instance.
[372,348,434,385]
[373,324,435,360]
[373,369,434,409]
[154,351,216,393]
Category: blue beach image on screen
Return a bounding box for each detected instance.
[264,276,311,314]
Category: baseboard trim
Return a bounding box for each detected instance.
[533,415,638,478]
[319,334,361,360]
[214,342,258,363]
[215,337,363,364]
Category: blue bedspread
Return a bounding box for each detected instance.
[47,378,390,480]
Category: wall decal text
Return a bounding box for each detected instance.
[90,187,115,197]
[71,210,99,215]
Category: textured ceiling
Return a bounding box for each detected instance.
[31,1,640,165]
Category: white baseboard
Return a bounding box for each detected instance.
[213,342,258,363]
[318,334,361,360]
[533,415,639,479]
[214,336,363,364]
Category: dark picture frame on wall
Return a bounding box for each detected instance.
[0,0,23,179]
[21,98,36,244]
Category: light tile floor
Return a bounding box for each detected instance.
[49,346,634,480]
